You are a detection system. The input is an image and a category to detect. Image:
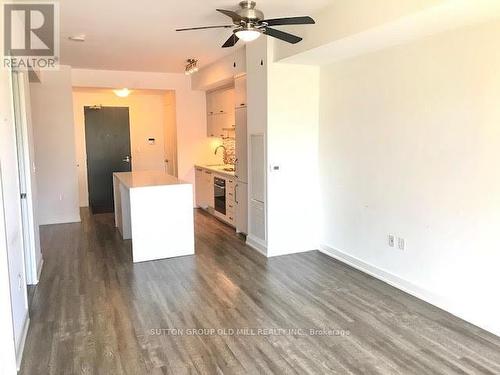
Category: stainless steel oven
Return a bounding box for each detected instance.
[214,177,226,215]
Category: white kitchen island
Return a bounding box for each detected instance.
[113,171,194,263]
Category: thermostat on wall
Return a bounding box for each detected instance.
[148,138,155,145]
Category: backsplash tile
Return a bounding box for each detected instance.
[223,136,235,165]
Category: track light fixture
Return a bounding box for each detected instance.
[185,59,199,75]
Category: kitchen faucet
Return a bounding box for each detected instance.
[214,145,226,156]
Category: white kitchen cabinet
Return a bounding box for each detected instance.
[221,87,235,115]
[235,182,248,234]
[206,87,235,137]
[206,91,215,115]
[234,75,247,108]
[195,167,204,207]
[195,167,214,208]
[207,87,233,115]
[204,169,214,208]
[235,107,247,183]
[207,114,226,138]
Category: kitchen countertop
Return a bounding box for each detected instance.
[195,164,236,178]
[113,171,189,189]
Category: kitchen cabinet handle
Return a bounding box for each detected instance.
[235,184,238,204]
[205,171,212,174]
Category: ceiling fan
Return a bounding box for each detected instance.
[176,0,315,48]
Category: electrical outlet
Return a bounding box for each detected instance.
[397,237,406,251]
[388,234,395,247]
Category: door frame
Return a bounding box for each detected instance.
[11,71,40,285]
[83,105,132,213]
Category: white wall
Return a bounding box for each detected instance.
[275,0,444,61]
[277,0,500,66]
[319,20,500,336]
[0,69,28,370]
[72,88,175,207]
[267,62,320,256]
[245,38,321,256]
[163,91,178,177]
[71,69,221,186]
[245,37,269,253]
[30,66,80,225]
[191,47,246,91]
[0,166,18,375]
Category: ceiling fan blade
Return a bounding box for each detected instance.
[261,16,315,26]
[263,27,302,44]
[176,25,233,31]
[222,34,239,48]
[216,9,243,22]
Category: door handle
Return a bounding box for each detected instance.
[122,156,131,163]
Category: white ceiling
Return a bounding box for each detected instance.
[58,0,331,73]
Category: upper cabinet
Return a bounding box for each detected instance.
[234,75,247,109]
[206,86,235,137]
[207,86,234,115]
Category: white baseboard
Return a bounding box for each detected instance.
[40,215,81,226]
[319,244,500,337]
[16,316,30,370]
[246,235,267,256]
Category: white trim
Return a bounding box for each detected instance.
[246,235,267,256]
[319,244,500,337]
[15,316,29,371]
[36,258,44,283]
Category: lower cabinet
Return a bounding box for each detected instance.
[195,167,204,208]
[195,167,214,209]
[204,170,214,208]
[195,167,246,231]
[226,178,236,225]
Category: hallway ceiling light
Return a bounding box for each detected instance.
[68,34,86,42]
[113,88,131,97]
[185,59,199,75]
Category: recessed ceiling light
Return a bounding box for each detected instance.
[68,34,86,42]
[113,88,131,98]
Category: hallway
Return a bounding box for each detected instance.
[20,209,500,374]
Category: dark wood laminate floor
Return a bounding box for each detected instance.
[20,209,500,374]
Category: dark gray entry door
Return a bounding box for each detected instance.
[84,106,131,214]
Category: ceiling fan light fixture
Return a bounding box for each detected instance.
[235,28,261,42]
